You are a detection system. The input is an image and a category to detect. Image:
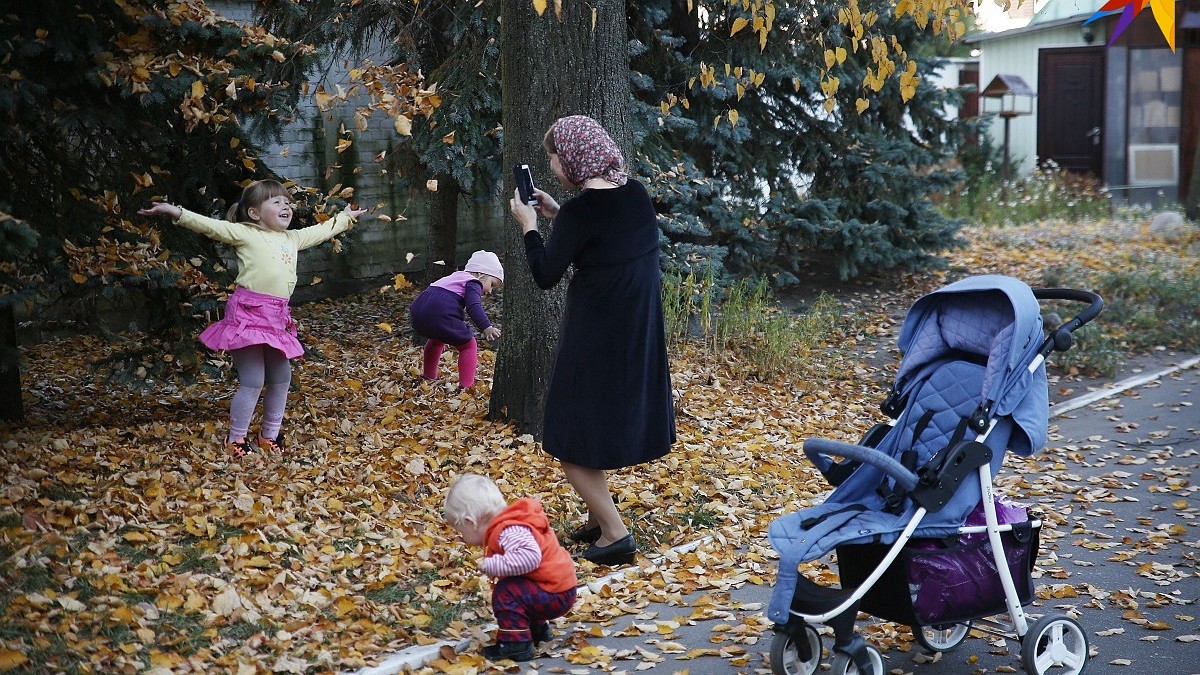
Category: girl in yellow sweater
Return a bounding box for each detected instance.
[139,180,367,458]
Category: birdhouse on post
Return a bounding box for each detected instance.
[980,74,1036,198]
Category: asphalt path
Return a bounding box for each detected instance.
[353,353,1198,675]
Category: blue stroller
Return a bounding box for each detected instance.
[767,275,1103,675]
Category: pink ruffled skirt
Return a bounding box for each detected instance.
[199,287,303,359]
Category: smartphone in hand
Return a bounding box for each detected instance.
[513,164,537,206]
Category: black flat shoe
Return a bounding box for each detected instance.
[579,534,636,565]
[482,640,535,662]
[568,523,602,544]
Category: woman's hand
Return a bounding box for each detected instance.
[137,202,182,220]
[531,188,559,219]
[483,326,501,341]
[510,189,539,235]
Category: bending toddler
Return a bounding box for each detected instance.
[444,473,577,662]
[409,251,502,390]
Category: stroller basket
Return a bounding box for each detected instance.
[838,498,1040,627]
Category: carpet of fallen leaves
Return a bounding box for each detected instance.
[1,217,1196,674]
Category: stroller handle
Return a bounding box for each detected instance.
[1032,288,1104,355]
[804,438,918,492]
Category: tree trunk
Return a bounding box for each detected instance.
[0,304,24,422]
[1187,133,1200,222]
[424,172,462,284]
[491,0,633,436]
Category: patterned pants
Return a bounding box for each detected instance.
[492,576,576,642]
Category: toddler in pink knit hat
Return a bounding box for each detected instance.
[409,251,503,389]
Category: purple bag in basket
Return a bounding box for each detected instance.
[906,497,1036,625]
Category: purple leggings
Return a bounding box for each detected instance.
[422,337,479,389]
[492,576,576,642]
[228,344,291,442]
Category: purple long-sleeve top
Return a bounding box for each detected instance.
[430,271,492,331]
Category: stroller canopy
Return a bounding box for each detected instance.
[895,274,1048,456]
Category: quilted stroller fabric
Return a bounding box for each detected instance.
[767,275,1050,624]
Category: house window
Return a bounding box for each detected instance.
[1126,48,1181,185]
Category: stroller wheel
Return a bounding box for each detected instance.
[1020,613,1088,674]
[769,624,821,675]
[914,621,971,652]
[830,643,884,675]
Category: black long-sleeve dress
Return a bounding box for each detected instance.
[524,179,676,470]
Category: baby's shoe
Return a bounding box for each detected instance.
[482,640,534,662]
[532,622,553,644]
[225,438,251,459]
[255,434,284,453]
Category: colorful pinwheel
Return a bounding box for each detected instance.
[1085,0,1176,51]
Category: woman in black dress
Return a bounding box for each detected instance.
[509,115,676,565]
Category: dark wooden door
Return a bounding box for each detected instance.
[1038,47,1105,176]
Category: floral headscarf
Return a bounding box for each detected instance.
[549,115,629,187]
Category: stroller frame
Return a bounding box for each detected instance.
[768,281,1103,675]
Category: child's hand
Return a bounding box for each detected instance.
[483,326,501,341]
[344,204,370,221]
[137,202,182,220]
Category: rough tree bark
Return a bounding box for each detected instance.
[424,172,462,285]
[0,305,23,422]
[1187,137,1200,222]
[491,0,633,436]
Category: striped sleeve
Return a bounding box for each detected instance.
[482,525,542,578]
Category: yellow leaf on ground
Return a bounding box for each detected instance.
[0,649,29,671]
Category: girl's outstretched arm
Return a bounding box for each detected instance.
[138,202,182,220]
[291,204,370,250]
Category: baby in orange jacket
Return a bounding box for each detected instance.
[444,473,578,662]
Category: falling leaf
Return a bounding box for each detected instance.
[395,115,413,136]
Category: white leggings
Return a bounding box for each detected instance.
[228,345,292,442]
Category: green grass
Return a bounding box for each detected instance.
[681,503,722,530]
[219,619,266,643]
[44,485,84,502]
[941,155,1113,226]
[157,610,211,656]
[13,561,51,593]
[365,581,418,605]
[663,271,842,379]
[174,545,219,573]
[1042,255,1200,376]
[115,541,154,565]
[26,634,88,674]
[122,590,157,605]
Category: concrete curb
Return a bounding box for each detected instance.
[1048,355,1199,417]
[349,537,714,675]
[348,355,1199,675]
